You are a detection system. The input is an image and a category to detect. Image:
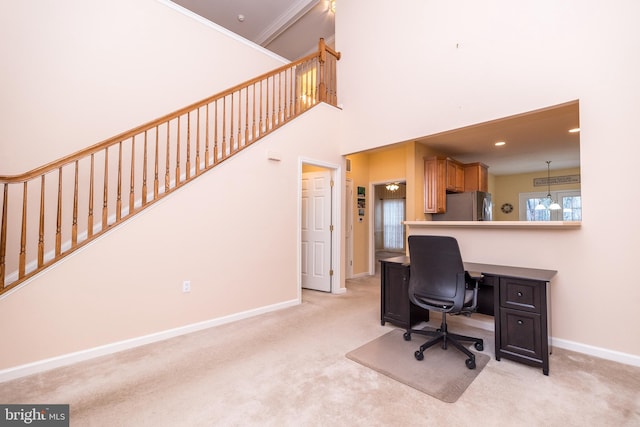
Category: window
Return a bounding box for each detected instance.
[560,193,582,221]
[519,191,581,221]
[382,199,405,250]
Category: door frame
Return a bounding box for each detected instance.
[368,178,406,276]
[298,157,345,301]
[345,178,354,279]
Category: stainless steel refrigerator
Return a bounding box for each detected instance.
[432,191,492,221]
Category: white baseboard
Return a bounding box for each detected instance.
[426,312,640,368]
[551,337,640,367]
[0,298,299,383]
[3,300,639,383]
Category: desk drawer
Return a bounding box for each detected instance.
[500,308,543,361]
[500,277,543,314]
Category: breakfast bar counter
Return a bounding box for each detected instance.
[404,220,581,229]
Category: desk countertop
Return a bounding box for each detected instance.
[380,256,557,282]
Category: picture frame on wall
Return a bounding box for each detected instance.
[357,186,366,216]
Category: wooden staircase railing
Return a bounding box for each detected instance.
[0,39,340,295]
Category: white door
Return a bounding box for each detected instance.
[301,171,333,292]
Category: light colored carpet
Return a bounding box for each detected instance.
[347,328,490,403]
[1,274,639,426]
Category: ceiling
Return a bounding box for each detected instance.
[170,1,579,177]
[171,0,335,61]
[414,101,580,176]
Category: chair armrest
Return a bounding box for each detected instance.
[466,270,483,283]
[464,271,482,311]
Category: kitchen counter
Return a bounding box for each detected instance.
[405,221,581,229]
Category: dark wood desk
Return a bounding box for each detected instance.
[379,257,429,329]
[379,256,557,375]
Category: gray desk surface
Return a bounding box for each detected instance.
[380,256,557,282]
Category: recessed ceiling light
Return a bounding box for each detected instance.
[568,128,580,133]
[495,141,506,146]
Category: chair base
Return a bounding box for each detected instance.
[404,314,484,369]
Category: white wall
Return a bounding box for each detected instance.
[0,1,344,374]
[2,0,639,375]
[0,103,343,373]
[0,0,286,174]
[337,0,640,357]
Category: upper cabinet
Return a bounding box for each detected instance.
[424,157,489,214]
[463,162,488,193]
[446,159,465,193]
[424,156,447,213]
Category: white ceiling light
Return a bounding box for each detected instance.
[568,128,580,133]
[495,141,506,146]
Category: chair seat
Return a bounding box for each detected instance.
[414,289,475,310]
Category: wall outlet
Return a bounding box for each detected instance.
[182,280,191,293]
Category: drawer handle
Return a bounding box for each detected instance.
[517,291,523,297]
[517,320,524,325]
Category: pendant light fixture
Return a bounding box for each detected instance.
[535,161,562,211]
[386,182,399,192]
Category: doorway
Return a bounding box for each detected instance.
[373,182,407,272]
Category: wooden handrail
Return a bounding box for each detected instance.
[0,51,326,183]
[0,39,340,294]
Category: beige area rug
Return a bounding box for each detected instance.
[346,328,490,403]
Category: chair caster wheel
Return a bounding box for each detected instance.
[474,341,484,351]
[403,332,412,341]
[414,351,424,361]
[465,358,476,369]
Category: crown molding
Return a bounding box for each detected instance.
[255,0,319,46]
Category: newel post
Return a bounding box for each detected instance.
[318,38,327,103]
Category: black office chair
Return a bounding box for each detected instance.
[403,235,484,369]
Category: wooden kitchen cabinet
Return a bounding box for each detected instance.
[447,160,465,192]
[464,162,489,192]
[424,156,447,213]
[425,156,481,213]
